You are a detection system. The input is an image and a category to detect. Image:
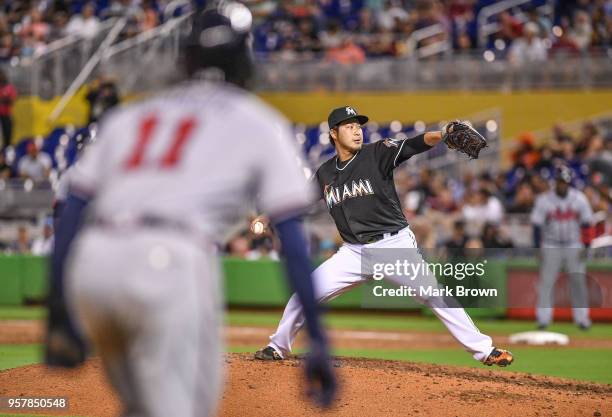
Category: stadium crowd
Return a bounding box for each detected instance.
[249,0,611,61]
[1,119,610,257]
[0,0,183,62]
[0,1,609,63]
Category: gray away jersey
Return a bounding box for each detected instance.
[531,188,593,247]
[70,81,316,244]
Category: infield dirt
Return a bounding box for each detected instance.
[1,353,611,417]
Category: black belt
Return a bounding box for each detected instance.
[365,230,401,244]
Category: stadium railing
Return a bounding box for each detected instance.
[2,19,120,99]
[254,50,612,91]
[0,179,53,220]
[477,0,554,48]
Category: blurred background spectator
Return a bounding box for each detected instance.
[10,225,31,254]
[66,2,101,39]
[30,218,53,255]
[0,68,16,152]
[0,0,605,63]
[85,76,120,123]
[18,142,51,182]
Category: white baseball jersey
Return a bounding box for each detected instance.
[70,81,315,242]
[531,188,593,247]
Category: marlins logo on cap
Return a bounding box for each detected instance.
[327,106,369,129]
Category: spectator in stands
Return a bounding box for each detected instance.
[246,236,280,261]
[464,237,485,259]
[140,0,159,32]
[11,225,31,254]
[551,18,581,55]
[105,0,143,20]
[481,222,514,250]
[320,19,344,49]
[18,142,52,182]
[525,5,552,40]
[444,219,468,259]
[569,10,593,51]
[508,181,536,213]
[48,11,70,41]
[462,188,504,224]
[590,1,610,47]
[294,16,323,54]
[507,22,547,66]
[325,35,366,64]
[0,33,18,61]
[377,0,410,31]
[0,69,17,152]
[20,32,47,58]
[31,219,54,256]
[20,8,50,42]
[66,2,101,39]
[226,235,251,259]
[497,10,523,43]
[85,76,120,123]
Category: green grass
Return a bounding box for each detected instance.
[227,310,612,339]
[3,306,612,340]
[230,345,612,385]
[0,344,42,371]
[0,306,46,320]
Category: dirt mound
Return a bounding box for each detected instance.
[0,354,610,417]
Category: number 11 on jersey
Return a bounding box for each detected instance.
[123,115,197,170]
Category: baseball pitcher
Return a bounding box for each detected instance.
[45,4,336,416]
[531,165,594,329]
[255,107,513,367]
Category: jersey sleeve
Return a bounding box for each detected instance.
[256,120,317,220]
[530,195,546,226]
[374,134,432,175]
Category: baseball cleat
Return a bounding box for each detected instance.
[254,346,283,361]
[483,348,514,367]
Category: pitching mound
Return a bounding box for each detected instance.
[1,354,610,417]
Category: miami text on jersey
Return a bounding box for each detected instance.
[324,179,374,209]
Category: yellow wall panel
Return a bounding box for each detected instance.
[11,90,611,148]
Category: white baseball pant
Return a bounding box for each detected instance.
[268,227,495,361]
[66,228,223,417]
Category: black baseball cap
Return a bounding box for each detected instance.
[327,106,369,129]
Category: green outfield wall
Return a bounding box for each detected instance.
[1,256,611,316]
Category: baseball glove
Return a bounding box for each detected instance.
[443,121,487,159]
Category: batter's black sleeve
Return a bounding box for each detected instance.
[375,134,432,175]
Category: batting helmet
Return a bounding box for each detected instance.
[554,165,573,184]
[182,1,254,88]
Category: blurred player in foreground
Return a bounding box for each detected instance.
[46,3,336,416]
[255,108,514,367]
[532,165,594,330]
